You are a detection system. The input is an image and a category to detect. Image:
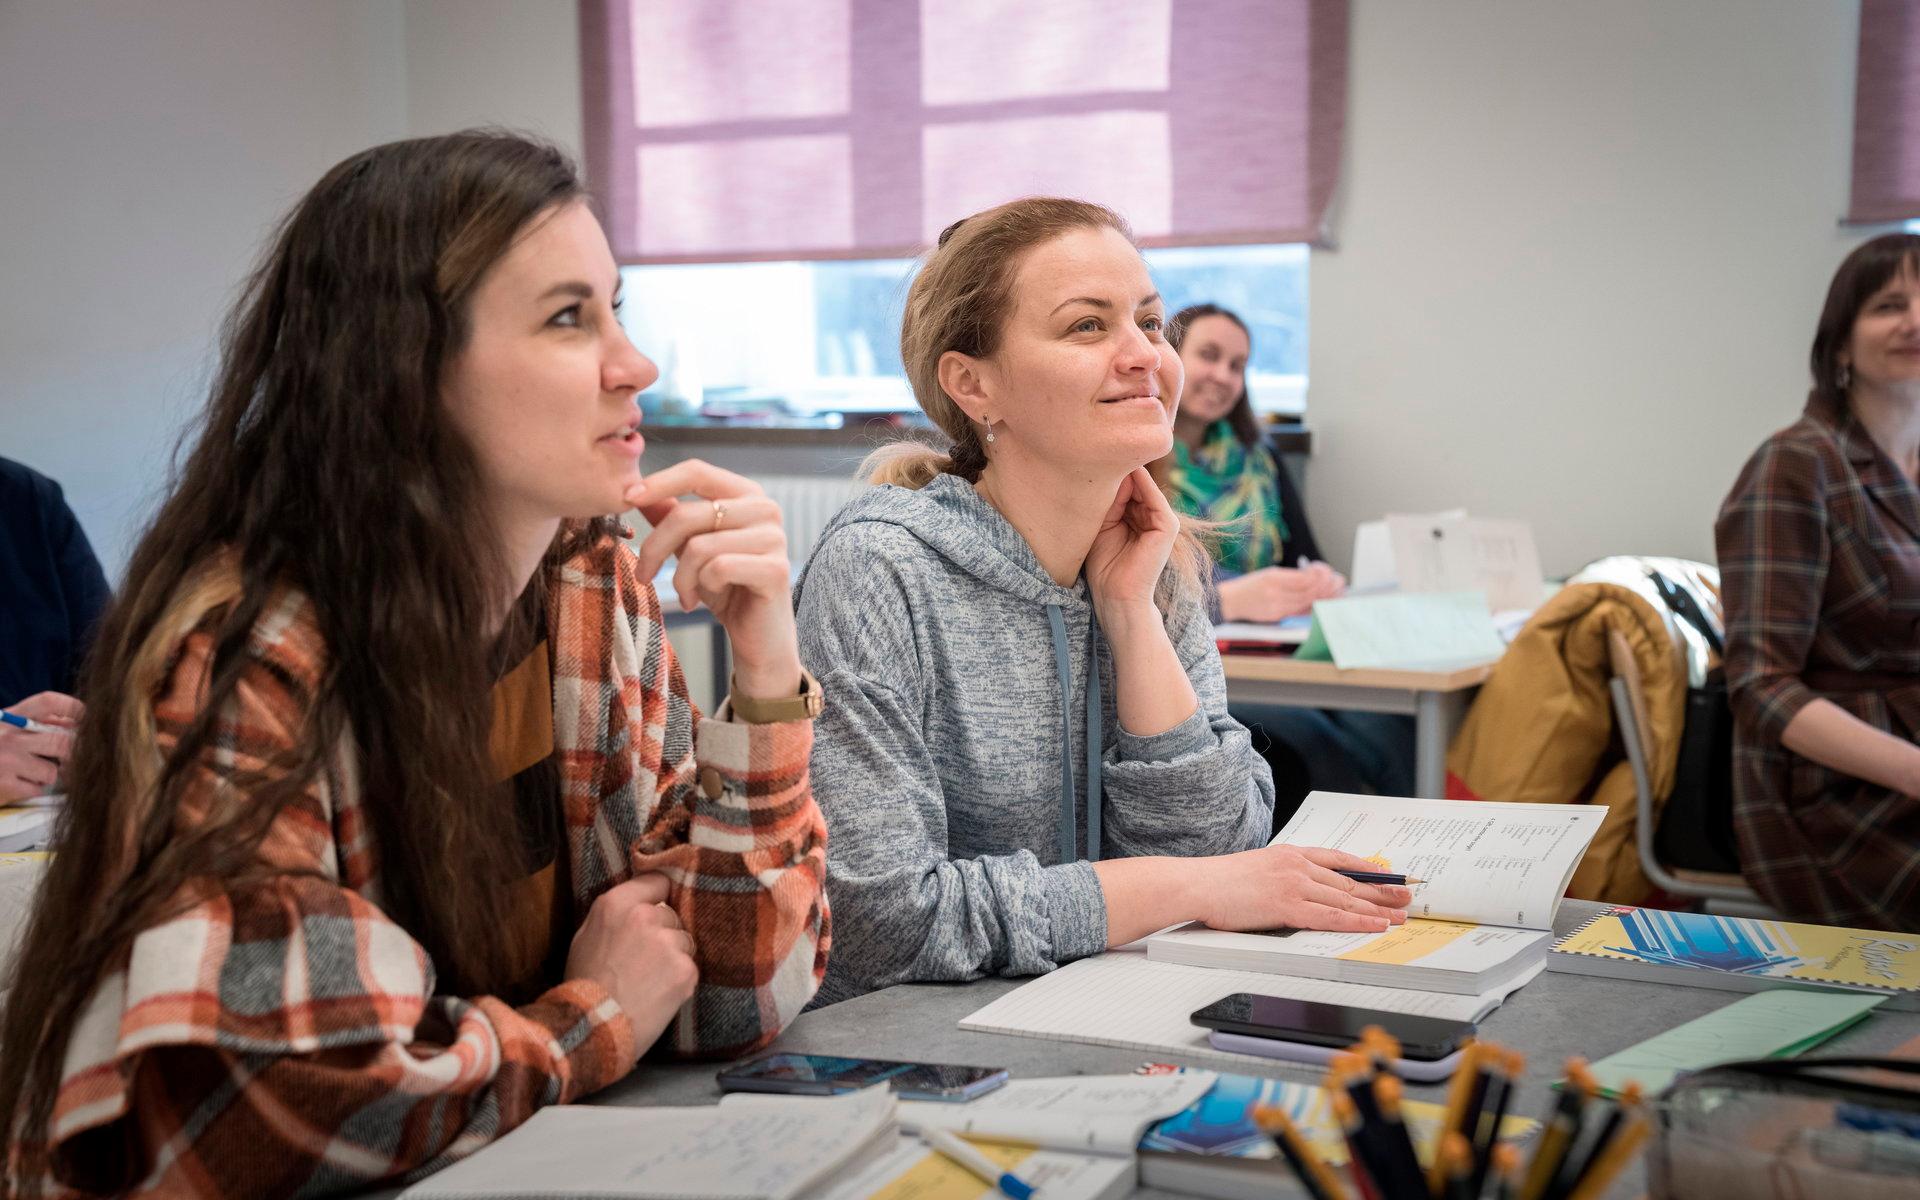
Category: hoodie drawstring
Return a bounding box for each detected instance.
[1045,604,1103,863]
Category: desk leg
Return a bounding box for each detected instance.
[1413,690,1473,798]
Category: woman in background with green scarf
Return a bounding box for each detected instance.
[1167,304,1413,826]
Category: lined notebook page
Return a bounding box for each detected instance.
[960,952,1528,1065]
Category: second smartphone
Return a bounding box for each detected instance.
[716,1052,1009,1101]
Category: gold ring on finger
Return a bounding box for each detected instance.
[711,500,727,532]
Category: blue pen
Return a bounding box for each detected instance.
[918,1127,1035,1199]
[0,711,56,735]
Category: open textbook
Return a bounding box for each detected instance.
[1146,792,1607,994]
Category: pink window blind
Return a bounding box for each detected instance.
[580,0,1348,263]
[1851,0,1920,224]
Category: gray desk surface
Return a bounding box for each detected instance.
[594,900,1920,1199]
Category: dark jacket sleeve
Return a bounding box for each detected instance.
[1270,446,1324,566]
[47,477,111,681]
[0,459,111,701]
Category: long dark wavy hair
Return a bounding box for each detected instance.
[0,130,601,1192]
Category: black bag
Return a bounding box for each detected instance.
[1647,570,1742,874]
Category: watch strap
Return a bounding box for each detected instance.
[725,670,823,724]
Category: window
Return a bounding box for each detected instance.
[621,243,1309,417]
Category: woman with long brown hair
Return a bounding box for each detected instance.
[0,131,828,1196]
[792,198,1409,1007]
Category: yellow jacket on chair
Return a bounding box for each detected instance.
[1445,582,1688,903]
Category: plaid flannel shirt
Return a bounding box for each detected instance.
[33,535,828,1197]
[1716,401,1920,930]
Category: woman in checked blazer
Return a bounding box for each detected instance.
[1717,232,1920,932]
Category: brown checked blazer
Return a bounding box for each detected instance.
[1716,397,1920,931]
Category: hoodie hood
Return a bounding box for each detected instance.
[794,473,1089,612]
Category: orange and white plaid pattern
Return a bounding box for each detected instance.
[27,535,827,1197]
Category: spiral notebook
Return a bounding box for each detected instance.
[1548,906,1920,1012]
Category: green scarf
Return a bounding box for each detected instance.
[1171,420,1289,575]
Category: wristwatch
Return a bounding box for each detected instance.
[727,670,824,724]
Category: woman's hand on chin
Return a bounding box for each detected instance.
[1085,466,1180,623]
[627,460,803,701]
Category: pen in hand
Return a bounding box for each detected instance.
[0,710,57,735]
[1335,869,1424,887]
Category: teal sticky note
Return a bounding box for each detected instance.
[1587,988,1887,1098]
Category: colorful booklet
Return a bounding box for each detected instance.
[1145,792,1606,995]
[1132,1063,1536,1200]
[1549,906,1920,1012]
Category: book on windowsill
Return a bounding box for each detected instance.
[1145,792,1606,996]
[1548,905,1920,1012]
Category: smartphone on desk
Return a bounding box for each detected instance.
[1190,993,1474,1062]
[715,1052,1009,1102]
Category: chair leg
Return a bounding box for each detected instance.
[1611,678,1764,906]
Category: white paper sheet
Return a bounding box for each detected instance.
[896,1071,1216,1155]
[1386,514,1545,613]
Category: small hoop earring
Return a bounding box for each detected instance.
[983,421,995,444]
[1838,363,1852,389]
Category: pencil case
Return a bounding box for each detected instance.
[1647,1055,1920,1199]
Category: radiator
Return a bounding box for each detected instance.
[759,474,869,566]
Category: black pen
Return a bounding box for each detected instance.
[1335,869,1425,887]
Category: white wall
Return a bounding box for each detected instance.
[0,0,407,577]
[400,0,582,158]
[1310,0,1863,576]
[0,0,1877,583]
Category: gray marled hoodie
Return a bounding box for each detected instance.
[793,472,1274,1007]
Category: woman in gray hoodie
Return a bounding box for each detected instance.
[793,198,1410,1007]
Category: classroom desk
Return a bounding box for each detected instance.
[593,898,1920,1199]
[1221,654,1495,798]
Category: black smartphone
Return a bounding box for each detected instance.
[1190,993,1474,1062]
[715,1052,1009,1102]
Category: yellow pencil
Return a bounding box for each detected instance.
[1563,1104,1651,1200]
[1519,1058,1591,1200]
[1360,1025,1404,1069]
[1490,1143,1523,1200]
[1252,1103,1349,1200]
[1426,1039,1484,1196]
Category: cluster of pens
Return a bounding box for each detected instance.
[1251,1031,1652,1200]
